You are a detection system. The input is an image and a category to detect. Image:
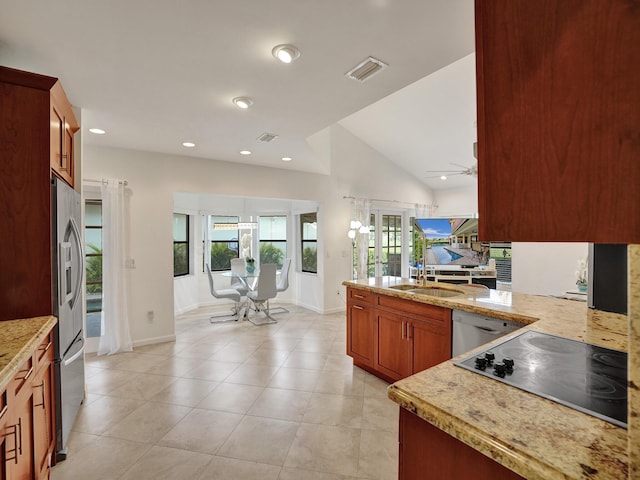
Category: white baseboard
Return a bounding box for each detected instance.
[133,334,177,348]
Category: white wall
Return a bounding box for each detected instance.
[83,124,436,346]
[511,242,589,296]
[435,184,478,217]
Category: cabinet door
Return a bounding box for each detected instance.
[409,321,451,375]
[475,0,640,243]
[50,102,74,187]
[32,361,54,479]
[375,311,411,381]
[346,303,374,367]
[5,396,34,480]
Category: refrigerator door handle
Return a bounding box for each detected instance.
[68,217,85,309]
[63,341,85,367]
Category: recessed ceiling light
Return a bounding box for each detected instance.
[232,97,253,109]
[89,128,106,135]
[440,175,447,180]
[282,157,292,162]
[272,44,301,64]
[240,150,251,155]
[182,142,196,148]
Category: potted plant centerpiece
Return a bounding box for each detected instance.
[245,257,256,274]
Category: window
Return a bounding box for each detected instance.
[85,201,102,338]
[300,212,317,273]
[207,216,239,271]
[259,216,287,268]
[173,213,189,276]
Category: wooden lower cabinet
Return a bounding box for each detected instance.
[32,352,54,478]
[346,287,452,383]
[5,395,34,480]
[375,311,411,380]
[399,408,524,480]
[346,302,375,368]
[2,328,55,480]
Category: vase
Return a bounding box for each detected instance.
[577,282,587,293]
[246,263,255,274]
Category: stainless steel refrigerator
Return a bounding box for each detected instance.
[51,177,85,461]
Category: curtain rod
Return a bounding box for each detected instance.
[83,178,129,186]
[343,196,437,209]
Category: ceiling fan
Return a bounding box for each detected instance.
[425,162,478,179]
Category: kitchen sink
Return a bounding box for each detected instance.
[389,284,464,298]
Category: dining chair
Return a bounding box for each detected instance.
[230,258,249,297]
[205,263,242,323]
[246,263,278,325]
[270,257,292,314]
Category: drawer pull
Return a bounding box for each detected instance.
[352,305,364,311]
[39,340,52,353]
[34,381,46,409]
[16,366,33,382]
[353,294,365,299]
[0,404,7,421]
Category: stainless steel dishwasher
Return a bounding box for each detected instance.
[452,309,522,357]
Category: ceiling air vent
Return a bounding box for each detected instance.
[345,56,388,82]
[257,132,278,143]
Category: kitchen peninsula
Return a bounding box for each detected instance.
[343,277,629,479]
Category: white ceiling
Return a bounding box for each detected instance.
[0,0,476,190]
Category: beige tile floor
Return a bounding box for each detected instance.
[51,305,399,480]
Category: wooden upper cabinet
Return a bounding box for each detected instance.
[50,81,79,187]
[475,0,640,243]
[0,66,78,321]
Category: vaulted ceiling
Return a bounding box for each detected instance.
[0,0,477,190]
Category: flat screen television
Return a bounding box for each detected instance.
[414,217,489,267]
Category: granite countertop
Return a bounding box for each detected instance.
[0,316,57,393]
[343,278,629,480]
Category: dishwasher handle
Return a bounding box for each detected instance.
[473,325,504,335]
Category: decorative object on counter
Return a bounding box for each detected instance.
[245,257,256,274]
[575,256,588,292]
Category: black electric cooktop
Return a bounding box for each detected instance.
[454,330,627,428]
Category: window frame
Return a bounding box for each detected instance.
[205,215,240,272]
[258,215,287,269]
[300,212,318,274]
[173,212,190,277]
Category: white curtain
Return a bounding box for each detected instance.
[98,179,132,356]
[354,199,371,280]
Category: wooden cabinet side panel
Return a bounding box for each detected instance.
[0,82,54,321]
[476,0,640,243]
[399,408,524,480]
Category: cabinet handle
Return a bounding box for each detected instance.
[34,381,46,409]
[353,294,365,299]
[352,305,364,310]
[16,366,33,382]
[39,340,52,353]
[0,405,7,421]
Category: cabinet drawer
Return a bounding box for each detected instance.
[348,288,374,304]
[376,294,451,325]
